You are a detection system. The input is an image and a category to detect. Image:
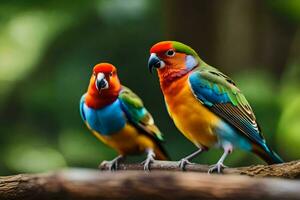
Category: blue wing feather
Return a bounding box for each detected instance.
[189,72,231,106]
[80,94,87,121]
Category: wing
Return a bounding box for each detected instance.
[80,93,95,131]
[119,86,164,141]
[80,94,87,122]
[189,68,265,146]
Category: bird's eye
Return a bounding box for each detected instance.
[109,72,113,77]
[166,49,175,57]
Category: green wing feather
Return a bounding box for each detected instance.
[119,86,164,141]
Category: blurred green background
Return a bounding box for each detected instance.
[0,0,299,175]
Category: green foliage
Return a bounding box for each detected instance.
[58,129,115,166]
[267,0,300,22]
[5,145,67,173]
[277,95,300,159]
[277,64,300,159]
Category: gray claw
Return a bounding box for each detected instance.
[142,157,154,171]
[208,163,227,174]
[178,158,194,171]
[143,149,156,171]
[101,160,118,171]
[99,155,124,171]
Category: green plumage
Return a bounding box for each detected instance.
[172,41,198,57]
[119,86,164,141]
[119,86,143,108]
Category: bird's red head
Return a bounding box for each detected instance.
[86,63,121,108]
[148,41,199,87]
[150,41,173,55]
[93,63,116,75]
[149,42,182,69]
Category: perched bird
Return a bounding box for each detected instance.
[148,41,283,173]
[80,63,169,170]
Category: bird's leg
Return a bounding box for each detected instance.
[178,148,204,171]
[142,149,155,171]
[208,146,232,174]
[100,155,125,171]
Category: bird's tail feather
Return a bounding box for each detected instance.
[252,143,284,164]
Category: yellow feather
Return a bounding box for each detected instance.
[91,123,167,159]
[163,76,219,148]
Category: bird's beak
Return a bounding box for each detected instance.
[95,73,109,91]
[148,53,165,74]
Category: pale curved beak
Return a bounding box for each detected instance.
[96,73,109,91]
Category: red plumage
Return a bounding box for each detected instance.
[150,41,172,54]
[93,63,116,74]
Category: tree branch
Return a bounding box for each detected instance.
[1,169,300,200]
[99,160,300,179]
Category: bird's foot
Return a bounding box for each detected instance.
[142,151,155,171]
[178,158,194,171]
[142,157,155,171]
[208,162,228,174]
[99,155,123,171]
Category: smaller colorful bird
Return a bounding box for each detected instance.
[148,41,283,173]
[80,63,169,170]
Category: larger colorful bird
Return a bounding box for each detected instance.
[80,63,169,170]
[148,41,283,173]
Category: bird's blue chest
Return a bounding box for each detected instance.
[83,99,126,135]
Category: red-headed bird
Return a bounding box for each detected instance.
[148,41,283,173]
[80,63,169,170]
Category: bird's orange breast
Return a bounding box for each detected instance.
[161,75,219,148]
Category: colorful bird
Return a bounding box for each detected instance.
[148,41,283,173]
[80,63,169,170]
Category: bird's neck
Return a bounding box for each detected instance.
[159,72,189,99]
[158,66,192,91]
[85,78,121,109]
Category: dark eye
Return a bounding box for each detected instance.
[109,72,113,77]
[166,49,175,57]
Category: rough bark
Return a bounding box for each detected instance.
[1,168,300,200]
[100,160,300,179]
